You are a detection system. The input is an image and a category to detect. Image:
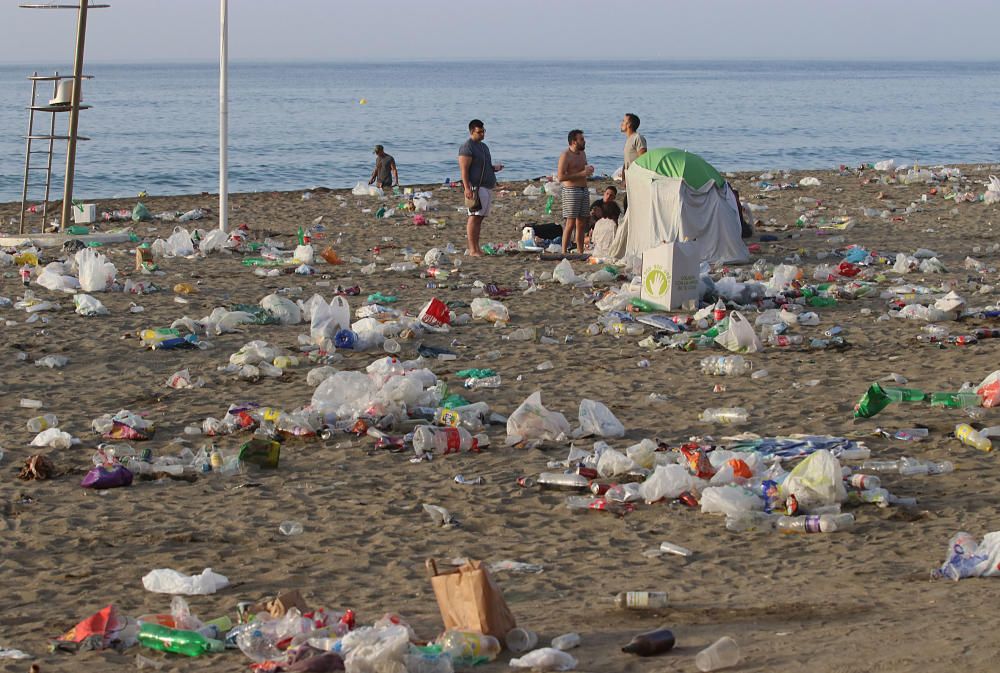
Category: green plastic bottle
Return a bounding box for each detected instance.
[883,387,925,403]
[545,195,555,214]
[808,297,837,307]
[929,391,981,408]
[137,623,224,657]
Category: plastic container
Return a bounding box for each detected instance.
[26,413,58,433]
[695,636,740,672]
[613,591,668,610]
[137,623,224,657]
[699,408,749,425]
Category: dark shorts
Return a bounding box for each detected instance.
[378,178,393,189]
[561,186,589,219]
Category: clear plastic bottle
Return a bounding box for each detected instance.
[502,327,536,342]
[412,426,487,454]
[613,591,669,610]
[700,355,752,376]
[551,633,581,650]
[846,474,881,490]
[233,623,283,662]
[725,511,777,532]
[464,375,501,389]
[26,413,58,433]
[433,402,489,432]
[767,334,803,347]
[699,407,749,425]
[536,472,590,490]
[775,513,855,533]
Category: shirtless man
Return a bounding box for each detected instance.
[557,129,594,254]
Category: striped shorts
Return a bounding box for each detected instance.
[561,186,589,219]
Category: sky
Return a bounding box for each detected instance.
[2,0,999,64]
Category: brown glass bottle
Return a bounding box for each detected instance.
[621,628,676,656]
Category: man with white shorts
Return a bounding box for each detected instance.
[458,119,504,257]
[557,129,595,254]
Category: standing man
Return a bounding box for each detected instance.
[557,129,595,254]
[620,113,647,212]
[369,145,399,191]
[458,119,503,257]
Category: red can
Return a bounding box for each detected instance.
[678,491,699,508]
[576,466,599,479]
[517,476,537,488]
[590,482,611,496]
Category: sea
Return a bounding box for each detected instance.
[1,60,999,203]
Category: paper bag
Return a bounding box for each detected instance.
[426,558,516,642]
[640,242,700,310]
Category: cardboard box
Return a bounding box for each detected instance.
[640,242,700,310]
[73,204,96,224]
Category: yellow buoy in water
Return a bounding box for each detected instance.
[359,98,367,105]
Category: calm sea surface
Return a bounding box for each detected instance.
[1,60,999,202]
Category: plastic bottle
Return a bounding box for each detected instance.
[137,623,224,657]
[233,623,283,662]
[955,424,992,452]
[883,387,925,402]
[551,633,581,650]
[334,329,358,349]
[775,513,855,533]
[766,334,803,347]
[26,413,58,433]
[502,327,536,342]
[273,355,300,369]
[621,628,676,656]
[412,426,486,454]
[846,474,881,490]
[725,511,777,532]
[437,631,500,666]
[613,591,668,610]
[611,322,645,336]
[699,408,749,425]
[434,402,489,432]
[930,391,981,408]
[700,355,751,376]
[536,472,590,490]
[464,375,501,389]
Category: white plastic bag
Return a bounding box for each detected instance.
[639,464,695,503]
[310,296,351,349]
[141,567,230,595]
[198,228,229,253]
[576,399,625,438]
[596,448,636,478]
[73,293,109,316]
[293,244,314,265]
[779,449,846,510]
[166,227,195,257]
[75,248,117,292]
[506,391,571,446]
[509,647,577,671]
[715,311,763,353]
[30,427,73,449]
[553,259,578,285]
[700,485,764,516]
[261,293,302,325]
[471,297,510,323]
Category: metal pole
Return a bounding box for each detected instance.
[219,0,228,232]
[60,1,89,232]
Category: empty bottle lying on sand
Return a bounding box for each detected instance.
[622,628,675,656]
[613,591,669,610]
[955,423,992,452]
[725,511,777,532]
[433,401,490,431]
[436,630,500,666]
[700,408,749,424]
[412,426,488,454]
[137,623,224,657]
[861,457,954,476]
[700,355,752,376]
[26,413,58,432]
[535,472,590,490]
[776,513,855,533]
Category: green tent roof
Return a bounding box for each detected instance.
[633,147,725,189]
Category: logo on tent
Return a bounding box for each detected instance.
[643,267,671,297]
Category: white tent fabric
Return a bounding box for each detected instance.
[610,163,749,265]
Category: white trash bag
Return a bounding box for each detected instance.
[576,399,625,438]
[141,567,230,595]
[506,391,571,446]
[715,311,763,353]
[73,293,109,316]
[165,227,195,257]
[261,293,302,325]
[779,449,847,510]
[509,647,577,672]
[75,248,117,292]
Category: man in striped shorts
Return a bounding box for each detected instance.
[557,129,595,254]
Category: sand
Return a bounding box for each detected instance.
[1,164,1000,673]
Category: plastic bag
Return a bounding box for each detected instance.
[165,227,195,257]
[310,296,351,349]
[639,464,695,503]
[81,464,133,489]
[471,297,509,323]
[576,399,625,438]
[30,427,73,449]
[779,449,846,510]
[37,263,80,292]
[132,202,150,222]
[261,293,302,325]
[293,244,314,265]
[506,391,571,446]
[596,448,636,478]
[75,248,117,292]
[198,228,228,253]
[715,311,762,353]
[141,568,230,595]
[700,485,763,516]
[74,293,109,316]
[552,259,579,285]
[509,647,577,671]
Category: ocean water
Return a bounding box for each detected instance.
[1,60,999,203]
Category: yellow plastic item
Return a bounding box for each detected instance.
[173,283,197,295]
[955,424,992,452]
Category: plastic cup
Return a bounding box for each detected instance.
[383,338,401,354]
[695,636,740,672]
[505,627,538,654]
[279,521,304,536]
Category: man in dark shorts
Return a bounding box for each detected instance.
[557,129,594,254]
[369,145,398,191]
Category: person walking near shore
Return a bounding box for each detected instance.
[557,129,594,254]
[458,119,503,257]
[369,145,398,191]
[620,113,646,212]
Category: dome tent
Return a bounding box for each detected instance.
[609,148,748,265]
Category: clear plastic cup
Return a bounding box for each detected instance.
[279,521,304,536]
[505,627,538,654]
[383,338,401,354]
[695,636,740,672]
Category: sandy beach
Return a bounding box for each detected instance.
[2,163,1000,673]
